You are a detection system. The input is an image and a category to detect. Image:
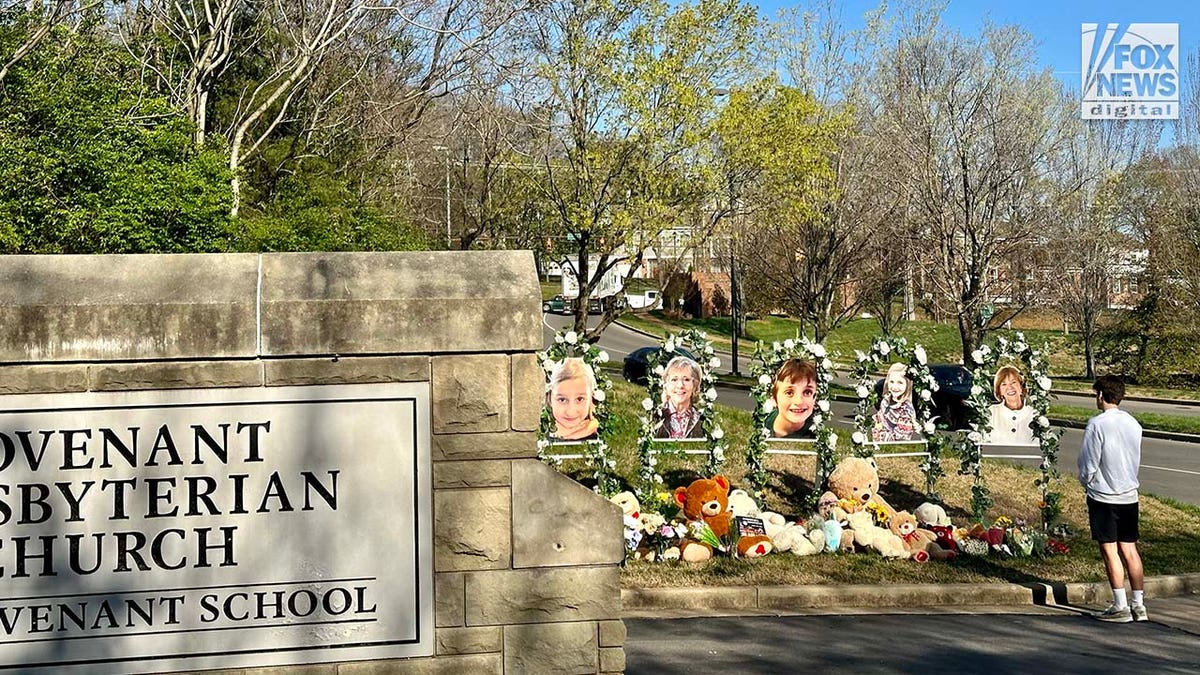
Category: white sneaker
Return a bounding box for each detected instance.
[1131,604,1148,622]
[1094,603,1133,623]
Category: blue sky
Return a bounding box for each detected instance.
[753,0,1198,93]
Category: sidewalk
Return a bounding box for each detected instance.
[621,573,1200,618]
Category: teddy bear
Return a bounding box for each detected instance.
[826,457,897,519]
[845,510,908,558]
[609,491,643,553]
[913,501,956,552]
[674,475,773,562]
[914,501,949,527]
[888,511,956,562]
[727,489,761,518]
[761,512,825,556]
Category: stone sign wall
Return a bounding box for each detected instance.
[0,252,625,674]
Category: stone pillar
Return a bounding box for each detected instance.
[0,251,625,674]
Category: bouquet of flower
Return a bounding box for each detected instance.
[864,501,890,527]
[688,521,727,554]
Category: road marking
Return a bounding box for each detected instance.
[1143,464,1200,476]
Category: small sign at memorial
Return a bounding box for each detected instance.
[0,382,433,673]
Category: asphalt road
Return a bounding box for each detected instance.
[543,312,1200,505]
[626,596,1200,674]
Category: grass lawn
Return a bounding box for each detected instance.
[1050,404,1200,436]
[563,379,1200,587]
[620,312,1083,376]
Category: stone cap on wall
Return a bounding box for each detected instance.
[0,251,541,363]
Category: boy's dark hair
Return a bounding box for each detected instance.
[773,359,817,397]
[1093,375,1125,405]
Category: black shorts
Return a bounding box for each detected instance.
[1087,497,1139,543]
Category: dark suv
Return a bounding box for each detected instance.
[873,364,973,430]
[622,346,699,385]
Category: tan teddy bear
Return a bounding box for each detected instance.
[888,510,956,562]
[845,510,908,558]
[827,456,897,519]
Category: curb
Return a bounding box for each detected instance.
[621,573,1200,617]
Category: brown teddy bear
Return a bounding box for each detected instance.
[826,456,897,519]
[674,475,773,562]
[889,511,956,562]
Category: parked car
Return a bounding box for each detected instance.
[872,364,973,431]
[622,346,699,386]
[542,295,603,314]
[542,294,569,314]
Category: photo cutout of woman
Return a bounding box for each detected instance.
[546,357,600,442]
[653,355,706,440]
[766,358,818,440]
[872,362,922,442]
[982,364,1037,446]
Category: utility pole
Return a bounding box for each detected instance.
[432,145,450,248]
[730,237,740,376]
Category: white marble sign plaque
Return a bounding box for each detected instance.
[0,382,433,672]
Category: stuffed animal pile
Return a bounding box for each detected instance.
[610,458,962,565]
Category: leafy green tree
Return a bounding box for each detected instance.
[515,0,759,340]
[0,18,233,252]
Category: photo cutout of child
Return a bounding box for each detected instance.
[981,364,1037,446]
[652,355,706,440]
[546,357,600,442]
[871,362,923,443]
[765,358,818,441]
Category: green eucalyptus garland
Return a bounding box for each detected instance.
[536,328,619,496]
[745,337,838,503]
[635,328,725,504]
[849,337,946,501]
[959,333,1063,527]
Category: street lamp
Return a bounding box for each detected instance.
[710,87,741,376]
[432,145,450,248]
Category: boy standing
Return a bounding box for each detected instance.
[1078,375,1146,623]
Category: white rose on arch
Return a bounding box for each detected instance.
[705,389,718,401]
[783,339,795,350]
[818,400,830,413]
[654,365,665,375]
[642,398,654,411]
[914,345,927,365]
[968,431,982,443]
[763,399,776,412]
[1038,376,1052,391]
[924,421,937,435]
[759,374,772,386]
[1037,416,1050,428]
[709,357,720,369]
[811,414,823,426]
[852,431,866,445]
[971,350,984,364]
[597,351,610,363]
[878,342,892,357]
[712,426,725,440]
[829,432,839,447]
[971,385,983,396]
[565,331,578,344]
[593,389,606,402]
[810,343,827,358]
[822,358,833,370]
[856,385,869,399]
[920,389,932,402]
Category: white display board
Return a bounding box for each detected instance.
[0,382,433,673]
